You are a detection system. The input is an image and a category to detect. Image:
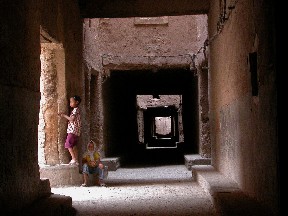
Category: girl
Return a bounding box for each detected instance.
[81,140,107,187]
[58,95,81,165]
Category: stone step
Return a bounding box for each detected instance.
[40,164,82,187]
[192,165,274,216]
[21,194,75,216]
[101,157,120,171]
[40,161,113,187]
[184,154,211,170]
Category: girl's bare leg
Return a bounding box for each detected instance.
[73,146,78,162]
[68,147,76,161]
[83,173,89,185]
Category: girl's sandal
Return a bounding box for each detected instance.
[69,160,79,166]
[100,183,107,187]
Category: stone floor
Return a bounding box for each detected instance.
[51,165,218,216]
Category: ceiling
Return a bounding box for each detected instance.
[78,0,210,18]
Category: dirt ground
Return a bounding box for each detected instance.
[51,165,218,216]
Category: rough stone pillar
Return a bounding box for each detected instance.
[85,70,105,158]
[95,71,105,157]
[39,43,69,165]
[198,67,211,158]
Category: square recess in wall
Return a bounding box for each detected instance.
[134,16,169,26]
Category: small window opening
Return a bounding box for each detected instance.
[154,116,172,137]
[249,52,258,96]
[152,94,160,99]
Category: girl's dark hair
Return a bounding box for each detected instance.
[72,95,81,104]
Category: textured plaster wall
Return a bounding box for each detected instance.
[98,16,205,56]
[83,15,208,71]
[208,0,277,213]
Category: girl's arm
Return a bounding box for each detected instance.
[58,113,75,121]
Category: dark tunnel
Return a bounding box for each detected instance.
[102,68,199,167]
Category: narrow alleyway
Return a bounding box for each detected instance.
[51,165,218,216]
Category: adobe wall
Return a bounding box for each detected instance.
[84,15,208,72]
[208,0,278,213]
